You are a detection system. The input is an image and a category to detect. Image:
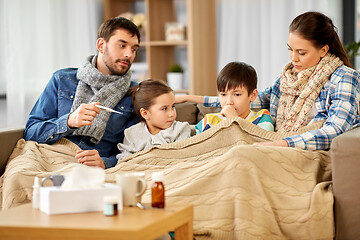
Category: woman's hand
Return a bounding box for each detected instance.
[253,140,289,147]
[75,149,105,169]
[175,95,204,104]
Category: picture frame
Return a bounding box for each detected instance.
[165,22,185,41]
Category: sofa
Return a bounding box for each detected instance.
[0,102,359,239]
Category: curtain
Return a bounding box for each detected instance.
[0,0,6,96]
[1,0,102,128]
[216,0,342,91]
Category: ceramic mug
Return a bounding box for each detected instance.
[41,175,65,187]
[116,172,147,207]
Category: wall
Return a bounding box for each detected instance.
[0,0,103,129]
[216,0,342,91]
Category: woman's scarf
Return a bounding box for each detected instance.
[70,55,132,144]
[276,53,343,132]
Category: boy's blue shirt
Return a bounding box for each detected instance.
[24,68,139,168]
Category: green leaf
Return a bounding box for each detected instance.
[344,41,360,59]
[168,63,183,72]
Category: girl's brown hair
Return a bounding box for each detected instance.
[289,11,352,68]
[128,79,173,121]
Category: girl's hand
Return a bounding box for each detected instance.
[253,140,289,147]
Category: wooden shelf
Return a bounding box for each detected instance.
[141,40,188,47]
[103,0,217,95]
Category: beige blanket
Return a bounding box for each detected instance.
[0,118,333,239]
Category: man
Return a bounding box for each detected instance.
[24,17,141,169]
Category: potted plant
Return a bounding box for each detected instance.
[344,41,360,67]
[166,63,184,90]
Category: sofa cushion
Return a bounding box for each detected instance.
[175,102,198,125]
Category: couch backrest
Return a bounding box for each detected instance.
[175,102,221,125]
[0,128,24,176]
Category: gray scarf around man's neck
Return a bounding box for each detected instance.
[71,55,131,144]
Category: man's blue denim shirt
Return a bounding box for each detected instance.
[24,68,139,168]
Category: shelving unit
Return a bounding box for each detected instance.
[103,0,217,95]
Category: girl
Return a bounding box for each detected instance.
[116,79,191,161]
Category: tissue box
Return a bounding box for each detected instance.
[40,183,122,215]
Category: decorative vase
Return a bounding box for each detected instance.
[166,72,183,90]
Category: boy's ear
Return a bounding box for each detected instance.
[140,108,149,120]
[250,89,258,102]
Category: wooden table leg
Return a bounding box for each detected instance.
[174,219,193,240]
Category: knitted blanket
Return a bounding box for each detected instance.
[0,118,333,239]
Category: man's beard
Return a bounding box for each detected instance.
[103,47,131,76]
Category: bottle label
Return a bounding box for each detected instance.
[104,203,114,216]
[151,182,165,208]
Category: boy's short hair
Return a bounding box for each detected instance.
[217,62,257,95]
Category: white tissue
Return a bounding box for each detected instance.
[60,165,105,190]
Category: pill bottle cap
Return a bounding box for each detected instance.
[152,172,164,182]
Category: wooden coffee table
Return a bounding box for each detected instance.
[0,203,193,240]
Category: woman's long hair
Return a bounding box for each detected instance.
[289,11,352,68]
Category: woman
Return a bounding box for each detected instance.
[177,11,360,150]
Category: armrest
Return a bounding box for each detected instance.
[0,128,24,176]
[331,127,360,240]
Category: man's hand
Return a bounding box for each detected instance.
[75,149,106,169]
[67,102,101,128]
[220,105,238,118]
[253,140,289,147]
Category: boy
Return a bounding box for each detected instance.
[194,62,274,134]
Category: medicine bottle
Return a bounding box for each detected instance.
[151,172,165,208]
[103,196,119,216]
